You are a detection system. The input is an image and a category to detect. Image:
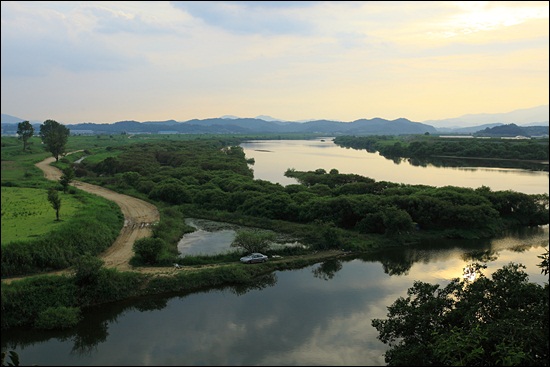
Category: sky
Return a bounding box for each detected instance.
[1,1,549,124]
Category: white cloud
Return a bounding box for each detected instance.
[1,1,548,123]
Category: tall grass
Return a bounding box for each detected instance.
[1,187,81,243]
[1,137,52,188]
[1,136,125,277]
[1,190,123,277]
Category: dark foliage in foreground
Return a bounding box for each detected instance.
[371,251,549,366]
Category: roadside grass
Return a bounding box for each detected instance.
[1,187,82,244]
[1,190,123,277]
[1,137,52,188]
[1,137,125,277]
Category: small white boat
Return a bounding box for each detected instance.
[463,265,476,282]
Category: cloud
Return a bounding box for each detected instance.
[1,1,548,123]
[171,1,318,35]
[81,5,172,35]
[0,2,150,77]
[431,1,549,38]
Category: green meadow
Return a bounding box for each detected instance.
[1,186,82,244]
[1,136,124,279]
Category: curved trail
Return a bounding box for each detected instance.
[3,154,345,284]
[36,154,160,271]
[2,154,167,284]
[36,157,160,270]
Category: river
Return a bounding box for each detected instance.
[2,138,548,366]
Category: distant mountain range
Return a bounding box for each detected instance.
[2,105,548,136]
[424,105,549,129]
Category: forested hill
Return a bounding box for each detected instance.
[474,123,549,137]
[1,117,437,136]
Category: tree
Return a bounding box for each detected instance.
[39,119,70,161]
[74,253,104,287]
[371,254,549,366]
[230,230,275,254]
[539,248,549,276]
[1,350,19,366]
[133,237,165,265]
[148,179,191,204]
[16,120,34,151]
[382,207,415,236]
[59,166,75,193]
[47,188,61,221]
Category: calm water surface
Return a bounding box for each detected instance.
[2,139,548,366]
[240,138,549,194]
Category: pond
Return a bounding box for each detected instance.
[177,218,304,256]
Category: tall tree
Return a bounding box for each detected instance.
[47,187,62,221]
[39,119,70,161]
[16,120,34,151]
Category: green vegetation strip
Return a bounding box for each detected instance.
[1,187,81,244]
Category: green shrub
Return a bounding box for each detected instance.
[34,306,81,330]
[1,275,78,329]
[133,237,165,265]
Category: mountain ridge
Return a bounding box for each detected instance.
[423,105,549,128]
[2,105,548,136]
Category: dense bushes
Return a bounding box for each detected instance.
[78,139,548,244]
[1,257,147,329]
[4,137,547,277]
[1,195,123,277]
[133,238,166,264]
[34,306,81,330]
[1,275,78,329]
[334,135,549,161]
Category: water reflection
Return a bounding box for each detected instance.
[356,226,548,280]
[177,218,238,256]
[2,274,280,359]
[177,218,304,256]
[406,156,549,172]
[312,259,343,280]
[3,139,548,365]
[4,227,547,366]
[240,139,549,194]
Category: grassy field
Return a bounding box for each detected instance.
[1,186,82,244]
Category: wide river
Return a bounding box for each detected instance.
[240,138,549,195]
[2,138,549,366]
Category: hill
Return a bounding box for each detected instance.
[1,117,437,136]
[424,105,549,128]
[2,108,548,137]
[474,124,549,138]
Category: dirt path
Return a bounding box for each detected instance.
[3,154,346,284]
[35,154,160,272]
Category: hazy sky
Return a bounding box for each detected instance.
[1,1,548,124]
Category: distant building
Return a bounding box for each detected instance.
[501,136,531,140]
[438,135,474,139]
[70,130,95,135]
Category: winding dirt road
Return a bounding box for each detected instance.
[2,154,345,284]
[36,154,160,271]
